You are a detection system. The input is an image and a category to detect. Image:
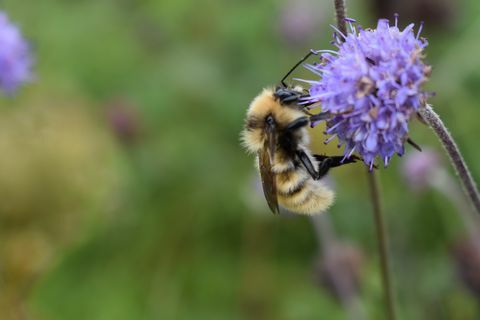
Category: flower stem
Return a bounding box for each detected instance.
[334,0,348,37]
[367,170,396,320]
[418,104,480,215]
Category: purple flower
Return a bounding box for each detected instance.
[304,17,431,169]
[0,12,33,94]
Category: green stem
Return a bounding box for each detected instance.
[418,104,480,215]
[331,1,395,317]
[367,171,396,320]
[334,0,348,37]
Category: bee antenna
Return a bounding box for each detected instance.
[280,49,319,87]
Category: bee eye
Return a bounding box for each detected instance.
[266,115,275,125]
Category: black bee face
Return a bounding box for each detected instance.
[273,86,305,105]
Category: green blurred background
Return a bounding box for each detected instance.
[1,0,480,319]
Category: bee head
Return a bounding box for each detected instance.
[273,85,306,106]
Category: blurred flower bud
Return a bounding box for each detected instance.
[314,242,364,302]
[401,149,441,190]
[277,0,327,47]
[0,12,33,94]
[106,98,141,146]
[451,238,480,297]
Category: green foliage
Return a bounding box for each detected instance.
[0,0,479,319]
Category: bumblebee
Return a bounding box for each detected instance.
[241,51,358,214]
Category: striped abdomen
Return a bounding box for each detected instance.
[273,154,334,215]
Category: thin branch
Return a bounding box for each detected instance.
[418,104,480,214]
[367,171,396,320]
[334,0,348,38]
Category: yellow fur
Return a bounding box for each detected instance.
[241,88,308,153]
[241,87,335,215]
[279,182,334,214]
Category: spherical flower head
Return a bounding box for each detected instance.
[305,17,431,169]
[0,12,33,95]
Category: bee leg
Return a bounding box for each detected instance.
[309,112,331,125]
[314,154,378,169]
[313,154,359,168]
[281,95,300,104]
[316,158,334,179]
[297,151,317,178]
[297,151,333,180]
[275,89,302,104]
[280,92,304,105]
[285,117,309,131]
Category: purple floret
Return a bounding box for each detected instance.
[0,12,33,94]
[304,17,431,169]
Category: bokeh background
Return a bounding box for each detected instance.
[1,0,480,319]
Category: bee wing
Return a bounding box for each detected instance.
[258,126,279,214]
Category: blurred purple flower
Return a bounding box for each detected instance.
[106,99,140,145]
[402,148,440,190]
[304,17,431,169]
[277,0,327,47]
[314,242,364,302]
[0,12,33,94]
